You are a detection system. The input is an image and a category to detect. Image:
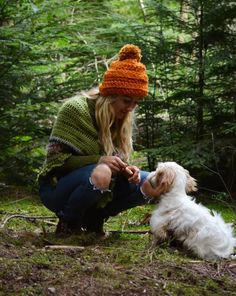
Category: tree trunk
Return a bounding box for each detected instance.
[196,0,204,139]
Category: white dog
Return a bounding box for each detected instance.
[141,162,236,260]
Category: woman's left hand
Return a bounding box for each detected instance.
[122,165,141,184]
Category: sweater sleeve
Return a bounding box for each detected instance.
[37,96,101,182]
[38,145,100,182]
[60,154,100,172]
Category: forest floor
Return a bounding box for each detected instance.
[0,187,236,296]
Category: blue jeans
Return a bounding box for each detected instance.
[39,164,149,224]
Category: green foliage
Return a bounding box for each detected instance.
[0,0,136,187]
[0,0,236,197]
[132,0,236,195]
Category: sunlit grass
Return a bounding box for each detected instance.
[1,187,236,233]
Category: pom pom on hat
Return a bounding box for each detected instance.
[99,44,148,98]
[118,44,141,62]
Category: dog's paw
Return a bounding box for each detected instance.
[230,254,236,260]
[152,233,168,246]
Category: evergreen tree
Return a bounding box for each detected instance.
[133,0,236,195]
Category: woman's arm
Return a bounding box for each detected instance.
[61,154,100,172]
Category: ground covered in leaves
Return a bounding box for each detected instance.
[0,187,236,296]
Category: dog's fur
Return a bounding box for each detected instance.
[141,162,236,260]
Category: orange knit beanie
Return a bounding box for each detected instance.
[99,44,148,98]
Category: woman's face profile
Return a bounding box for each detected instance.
[111,95,141,119]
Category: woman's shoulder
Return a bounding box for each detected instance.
[59,95,88,114]
[63,94,87,107]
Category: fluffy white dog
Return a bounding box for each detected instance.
[141,162,236,260]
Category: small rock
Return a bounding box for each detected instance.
[48,287,56,294]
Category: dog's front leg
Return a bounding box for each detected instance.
[151,224,169,247]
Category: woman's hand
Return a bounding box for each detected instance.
[122,165,141,184]
[98,157,141,184]
[98,156,127,174]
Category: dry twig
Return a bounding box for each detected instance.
[0,214,56,229]
[44,245,85,250]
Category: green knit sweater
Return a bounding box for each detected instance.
[38,96,101,182]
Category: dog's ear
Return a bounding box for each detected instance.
[157,168,176,194]
[185,170,198,193]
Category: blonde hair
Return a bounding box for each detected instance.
[83,87,133,162]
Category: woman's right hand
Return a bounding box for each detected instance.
[98,156,127,174]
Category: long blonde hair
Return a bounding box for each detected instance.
[83,88,134,162]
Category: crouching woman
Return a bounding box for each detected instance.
[38,44,150,236]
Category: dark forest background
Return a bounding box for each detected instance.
[0,0,235,198]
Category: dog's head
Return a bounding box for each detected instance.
[141,162,197,198]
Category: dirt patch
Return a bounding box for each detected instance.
[0,189,236,295]
[0,229,236,296]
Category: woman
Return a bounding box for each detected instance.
[38,44,150,236]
